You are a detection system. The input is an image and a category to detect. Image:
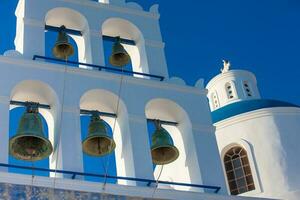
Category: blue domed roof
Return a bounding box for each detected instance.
[211,99,300,123]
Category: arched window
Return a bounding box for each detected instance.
[225,82,235,99]
[243,81,252,97]
[224,146,255,195]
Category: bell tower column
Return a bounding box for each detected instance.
[15,0,45,59]
[0,96,10,171]
[50,106,84,178]
[115,113,154,186]
[88,30,105,67]
[144,40,169,79]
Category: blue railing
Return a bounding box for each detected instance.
[32,55,165,81]
[0,163,221,193]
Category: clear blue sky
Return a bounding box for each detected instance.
[1,0,300,183]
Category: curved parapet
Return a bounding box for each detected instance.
[3,50,23,58]
[150,4,160,14]
[166,77,186,86]
[195,79,204,89]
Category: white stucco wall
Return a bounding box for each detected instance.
[0,55,227,195]
[214,107,300,200]
[14,0,169,78]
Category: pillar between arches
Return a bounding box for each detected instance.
[0,96,10,172]
[116,113,154,186]
[50,106,83,179]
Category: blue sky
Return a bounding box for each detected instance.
[1,0,300,184]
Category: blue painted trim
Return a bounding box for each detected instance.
[45,25,136,45]
[32,55,165,81]
[45,25,82,36]
[212,99,300,123]
[0,163,221,193]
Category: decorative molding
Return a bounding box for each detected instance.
[215,107,300,130]
[0,56,207,96]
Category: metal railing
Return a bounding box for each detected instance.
[32,55,165,81]
[0,163,221,193]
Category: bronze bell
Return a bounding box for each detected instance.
[109,36,131,67]
[82,112,116,157]
[52,25,74,60]
[151,120,179,165]
[9,103,53,161]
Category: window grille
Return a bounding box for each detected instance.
[224,146,255,195]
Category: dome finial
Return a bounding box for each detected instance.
[221,59,231,73]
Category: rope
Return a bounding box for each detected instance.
[151,165,164,198]
[102,67,124,189]
[30,155,34,198]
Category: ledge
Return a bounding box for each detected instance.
[0,56,207,96]
[212,99,300,124]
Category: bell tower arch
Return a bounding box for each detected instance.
[14,0,169,78]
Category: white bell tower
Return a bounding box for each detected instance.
[0,0,258,199]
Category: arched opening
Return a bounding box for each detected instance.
[80,89,129,184]
[145,98,200,191]
[225,82,237,100]
[9,80,59,177]
[243,81,253,97]
[45,7,91,68]
[223,146,255,195]
[102,18,149,77]
[210,91,220,110]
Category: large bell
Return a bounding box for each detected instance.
[82,112,116,157]
[151,121,179,165]
[109,36,131,67]
[9,104,53,161]
[52,25,74,60]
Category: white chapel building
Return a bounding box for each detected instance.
[0,0,299,199]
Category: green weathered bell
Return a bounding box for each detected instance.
[82,112,116,157]
[109,36,130,67]
[9,104,53,161]
[151,121,179,165]
[52,25,74,60]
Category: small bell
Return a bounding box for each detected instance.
[9,103,53,161]
[82,112,116,157]
[52,25,74,60]
[151,120,179,165]
[109,36,131,67]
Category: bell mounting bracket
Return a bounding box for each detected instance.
[10,100,178,126]
[45,25,136,45]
